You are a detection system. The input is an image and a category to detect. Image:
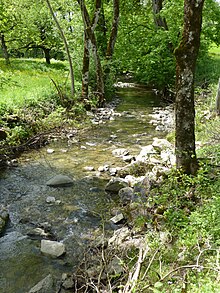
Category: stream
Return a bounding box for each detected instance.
[0,85,168,292]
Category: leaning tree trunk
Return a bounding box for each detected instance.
[0,34,10,65]
[174,0,205,175]
[45,0,75,96]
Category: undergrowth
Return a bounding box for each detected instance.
[118,80,220,292]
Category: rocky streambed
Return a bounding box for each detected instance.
[0,84,174,292]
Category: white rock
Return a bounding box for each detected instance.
[41,240,66,257]
[136,145,157,162]
[47,148,54,154]
[83,166,95,171]
[109,167,118,175]
[98,166,105,172]
[122,155,134,162]
[112,148,129,157]
[110,213,124,224]
[152,138,172,150]
[46,196,56,203]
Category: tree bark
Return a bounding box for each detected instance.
[45,0,75,96]
[81,31,90,99]
[42,47,51,64]
[106,0,120,60]
[0,33,10,65]
[152,0,168,30]
[174,0,205,175]
[78,0,105,106]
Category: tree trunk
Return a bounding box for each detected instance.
[152,0,168,30]
[0,34,10,65]
[216,78,220,115]
[106,0,120,60]
[81,31,90,99]
[174,0,205,175]
[45,0,75,96]
[152,0,173,54]
[42,47,51,64]
[97,4,108,56]
[79,0,105,106]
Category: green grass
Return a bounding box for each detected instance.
[0,58,85,148]
[0,58,69,107]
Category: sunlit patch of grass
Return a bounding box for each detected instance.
[209,44,220,56]
[0,58,70,107]
[0,58,86,148]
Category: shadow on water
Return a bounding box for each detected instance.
[0,86,166,292]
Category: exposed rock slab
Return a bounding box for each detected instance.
[46,174,74,187]
[28,274,53,293]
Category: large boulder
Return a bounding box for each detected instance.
[46,174,74,187]
[40,240,66,257]
[105,178,128,193]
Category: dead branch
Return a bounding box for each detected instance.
[122,245,150,293]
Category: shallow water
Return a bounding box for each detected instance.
[0,86,165,292]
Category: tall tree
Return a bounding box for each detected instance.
[78,0,105,106]
[46,0,75,96]
[174,0,205,175]
[0,33,10,64]
[0,0,19,65]
[106,0,120,60]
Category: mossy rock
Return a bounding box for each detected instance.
[118,161,153,178]
[0,205,9,235]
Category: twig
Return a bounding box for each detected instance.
[123,245,149,293]
[142,264,220,290]
[142,249,159,281]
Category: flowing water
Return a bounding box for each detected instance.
[0,85,165,292]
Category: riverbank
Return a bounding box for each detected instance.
[22,84,220,293]
[1,58,220,292]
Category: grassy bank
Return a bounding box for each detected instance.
[0,58,88,159]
